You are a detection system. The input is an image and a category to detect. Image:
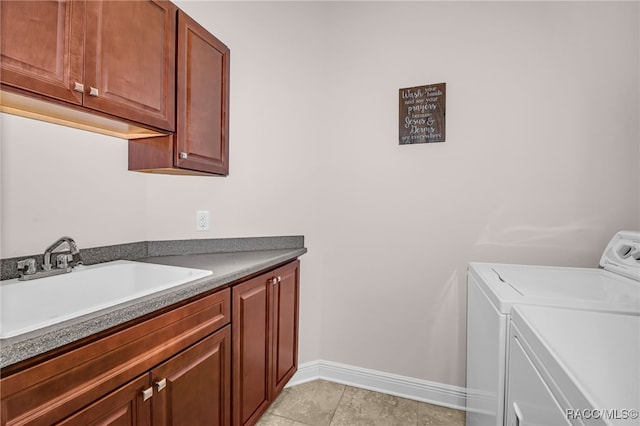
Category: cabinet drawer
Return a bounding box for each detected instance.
[1,288,230,426]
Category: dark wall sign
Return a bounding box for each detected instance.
[399,82,446,145]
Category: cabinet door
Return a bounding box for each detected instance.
[175,10,230,175]
[151,325,231,426]
[84,0,176,131]
[271,261,300,396]
[56,375,152,426]
[0,0,84,104]
[232,276,271,426]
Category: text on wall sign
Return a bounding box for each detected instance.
[399,82,446,145]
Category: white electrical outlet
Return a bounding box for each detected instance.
[196,211,210,231]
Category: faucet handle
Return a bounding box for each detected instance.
[56,254,73,270]
[17,258,37,275]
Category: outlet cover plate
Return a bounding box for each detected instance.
[196,211,210,231]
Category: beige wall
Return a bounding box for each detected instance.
[1,1,638,388]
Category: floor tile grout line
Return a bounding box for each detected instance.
[327,383,347,426]
[277,413,314,426]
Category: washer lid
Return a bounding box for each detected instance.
[469,262,640,314]
[600,231,640,281]
[494,265,640,304]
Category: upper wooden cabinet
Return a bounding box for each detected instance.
[175,10,230,175]
[1,1,229,175]
[0,0,176,132]
[83,0,176,131]
[0,0,84,105]
[128,10,230,176]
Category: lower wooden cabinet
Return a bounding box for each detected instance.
[0,289,230,426]
[270,262,300,397]
[0,260,299,426]
[151,325,230,426]
[57,325,230,426]
[56,373,152,426]
[232,261,300,426]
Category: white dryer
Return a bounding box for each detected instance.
[466,231,640,426]
[507,305,639,426]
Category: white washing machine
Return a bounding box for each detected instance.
[506,305,639,426]
[466,231,640,426]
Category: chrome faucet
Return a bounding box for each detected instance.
[43,236,83,271]
[17,236,83,281]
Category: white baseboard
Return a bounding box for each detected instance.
[287,360,467,412]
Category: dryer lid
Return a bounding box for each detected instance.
[512,305,640,417]
[600,231,640,281]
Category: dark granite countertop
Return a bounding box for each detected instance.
[0,236,306,370]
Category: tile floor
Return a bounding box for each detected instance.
[257,380,466,426]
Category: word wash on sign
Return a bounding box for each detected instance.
[399,83,446,144]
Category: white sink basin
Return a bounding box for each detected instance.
[0,260,213,339]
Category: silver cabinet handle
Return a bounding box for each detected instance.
[277,276,282,283]
[89,87,99,97]
[73,82,84,93]
[179,152,188,159]
[269,277,277,285]
[142,387,153,401]
[156,378,167,392]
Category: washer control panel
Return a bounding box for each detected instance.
[600,231,640,281]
